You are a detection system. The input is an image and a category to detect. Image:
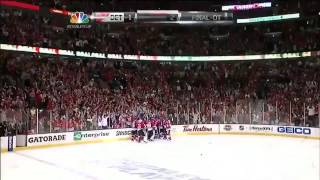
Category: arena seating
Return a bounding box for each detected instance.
[1,8,319,56]
[0,51,319,135]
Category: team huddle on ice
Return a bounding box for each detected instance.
[131,118,172,143]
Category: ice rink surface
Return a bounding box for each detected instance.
[1,135,319,180]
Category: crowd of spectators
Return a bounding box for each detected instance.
[0,50,319,135]
[1,7,320,56]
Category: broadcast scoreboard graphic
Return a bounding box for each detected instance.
[87,10,233,24]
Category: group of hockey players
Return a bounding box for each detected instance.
[131,117,172,143]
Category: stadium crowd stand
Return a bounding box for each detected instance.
[0,51,319,136]
[1,7,320,56]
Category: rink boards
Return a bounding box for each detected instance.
[1,124,320,152]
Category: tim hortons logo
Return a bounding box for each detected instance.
[183,125,213,132]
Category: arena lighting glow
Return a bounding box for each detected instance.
[0,0,39,11]
[237,13,300,23]
[0,0,72,16]
[222,2,272,11]
[49,8,71,16]
[0,44,314,62]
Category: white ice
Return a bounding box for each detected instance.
[1,135,319,180]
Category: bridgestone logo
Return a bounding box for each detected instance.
[28,135,66,143]
[116,130,131,136]
[249,126,273,132]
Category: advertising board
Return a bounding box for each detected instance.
[277,126,311,135]
[1,136,16,152]
[173,124,219,135]
[27,133,72,147]
[7,125,318,150]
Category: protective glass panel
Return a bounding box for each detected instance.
[278,101,291,126]
[225,102,237,124]
[237,100,251,124]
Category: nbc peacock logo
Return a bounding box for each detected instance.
[70,12,90,24]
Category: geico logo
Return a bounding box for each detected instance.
[28,135,66,143]
[277,127,311,135]
[110,15,123,20]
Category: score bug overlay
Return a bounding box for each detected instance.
[91,12,125,22]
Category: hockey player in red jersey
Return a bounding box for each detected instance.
[150,118,157,140]
[163,118,172,140]
[141,119,148,142]
[156,118,164,139]
[134,119,141,142]
[136,118,146,143]
[131,115,172,142]
[131,118,137,141]
[145,119,153,141]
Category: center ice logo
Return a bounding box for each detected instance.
[74,132,82,140]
